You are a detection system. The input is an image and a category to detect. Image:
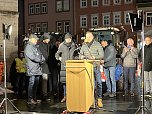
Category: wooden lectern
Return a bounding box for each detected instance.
[66,60,96,112]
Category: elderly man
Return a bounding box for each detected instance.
[139,36,152,96]
[24,34,45,105]
[79,31,104,108]
[121,38,138,96]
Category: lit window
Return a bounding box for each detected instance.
[57,22,62,33]
[113,12,121,25]
[146,12,152,26]
[29,4,34,14]
[80,15,87,28]
[35,3,40,14]
[91,14,98,27]
[41,3,47,13]
[42,23,48,32]
[80,0,87,8]
[36,23,41,33]
[64,21,70,33]
[103,0,110,5]
[103,14,110,26]
[91,0,99,7]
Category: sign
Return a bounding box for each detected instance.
[128,13,142,32]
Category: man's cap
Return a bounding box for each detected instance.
[64,33,72,39]
[40,33,51,40]
[29,34,39,40]
[145,30,152,38]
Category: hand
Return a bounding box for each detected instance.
[59,57,62,61]
[90,56,95,60]
[131,46,134,50]
[124,47,129,52]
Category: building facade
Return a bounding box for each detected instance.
[0,0,19,74]
[137,0,152,32]
[24,0,74,35]
[75,0,137,43]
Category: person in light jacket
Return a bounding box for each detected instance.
[24,34,45,105]
[55,33,76,102]
[79,31,104,108]
[121,38,138,96]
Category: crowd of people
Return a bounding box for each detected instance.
[7,31,152,108]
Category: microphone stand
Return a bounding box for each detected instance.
[135,10,151,114]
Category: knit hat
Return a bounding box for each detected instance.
[29,34,39,40]
[64,33,72,39]
[145,30,152,37]
[40,33,51,40]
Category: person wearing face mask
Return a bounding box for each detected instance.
[121,38,138,96]
[55,33,76,103]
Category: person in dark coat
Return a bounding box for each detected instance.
[48,40,61,96]
[37,33,51,100]
[139,36,152,95]
[55,33,76,102]
[101,40,117,98]
[24,34,45,105]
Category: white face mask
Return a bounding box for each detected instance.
[65,38,72,43]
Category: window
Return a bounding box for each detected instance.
[103,0,110,5]
[56,0,70,12]
[42,23,48,32]
[146,12,152,26]
[35,3,40,14]
[57,22,62,32]
[80,15,87,28]
[36,23,41,32]
[29,4,34,14]
[103,13,110,26]
[29,24,35,33]
[63,0,70,11]
[113,12,121,25]
[91,14,98,27]
[80,0,87,8]
[125,0,132,4]
[41,3,47,13]
[57,1,62,12]
[124,11,132,24]
[91,0,98,7]
[114,0,121,5]
[64,21,70,33]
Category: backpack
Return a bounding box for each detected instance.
[115,64,123,81]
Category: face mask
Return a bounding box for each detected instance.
[127,45,131,48]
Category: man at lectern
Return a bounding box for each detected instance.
[79,31,104,108]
